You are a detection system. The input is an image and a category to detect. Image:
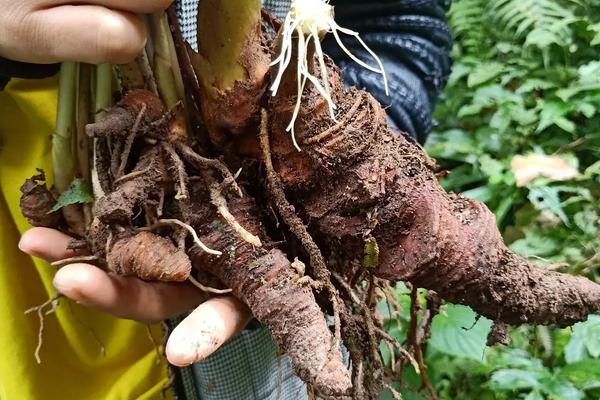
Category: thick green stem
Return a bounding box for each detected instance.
[150,12,182,108]
[94,64,113,119]
[194,0,262,96]
[53,62,78,193]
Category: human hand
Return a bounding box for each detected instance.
[19,227,252,366]
[0,0,173,64]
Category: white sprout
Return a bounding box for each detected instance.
[270,0,389,151]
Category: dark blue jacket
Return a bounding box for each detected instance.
[325,0,452,143]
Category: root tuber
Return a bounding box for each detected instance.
[263,47,600,328]
[20,5,600,399]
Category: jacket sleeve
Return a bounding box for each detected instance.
[324,0,453,144]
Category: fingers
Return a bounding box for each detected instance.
[21,228,253,363]
[19,227,81,262]
[0,0,176,63]
[1,4,150,64]
[52,263,207,322]
[25,5,147,64]
[42,0,174,14]
[20,227,207,322]
[166,296,252,366]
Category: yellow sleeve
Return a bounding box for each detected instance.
[0,78,169,400]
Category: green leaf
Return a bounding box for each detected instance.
[565,315,600,363]
[490,369,545,390]
[516,79,556,94]
[426,129,477,161]
[428,304,492,362]
[584,328,600,358]
[589,22,600,46]
[448,62,471,86]
[509,229,559,257]
[48,178,94,213]
[537,100,573,133]
[542,378,584,400]
[467,63,505,87]
[524,391,545,400]
[527,186,569,225]
[458,103,485,117]
[558,359,600,389]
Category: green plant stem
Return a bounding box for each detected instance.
[149,12,181,108]
[193,0,261,97]
[53,62,78,193]
[95,64,113,119]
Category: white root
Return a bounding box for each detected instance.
[270,0,388,150]
[150,219,222,256]
[188,275,233,294]
[209,186,263,248]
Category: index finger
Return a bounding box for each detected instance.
[40,0,175,14]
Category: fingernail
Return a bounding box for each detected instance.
[18,234,31,253]
[167,330,221,366]
[52,276,70,295]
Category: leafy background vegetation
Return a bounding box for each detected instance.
[383,0,600,398]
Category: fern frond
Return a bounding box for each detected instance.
[488,0,579,52]
[448,0,488,55]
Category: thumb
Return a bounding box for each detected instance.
[4,6,146,64]
[166,296,252,366]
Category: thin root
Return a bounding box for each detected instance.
[25,293,63,364]
[408,286,438,400]
[146,324,162,365]
[51,255,99,267]
[148,219,222,256]
[162,142,190,201]
[375,328,419,374]
[116,104,147,179]
[209,184,262,247]
[383,383,404,400]
[188,275,233,294]
[332,272,384,379]
[175,142,243,198]
[113,167,152,186]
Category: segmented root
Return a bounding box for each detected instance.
[108,231,192,281]
[303,93,363,145]
[188,275,233,294]
[259,108,342,348]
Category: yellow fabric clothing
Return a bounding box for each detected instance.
[0,78,169,400]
